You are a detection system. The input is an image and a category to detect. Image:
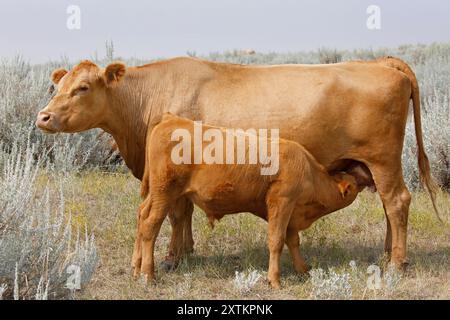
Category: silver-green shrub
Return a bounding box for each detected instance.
[309,268,352,300]
[0,142,97,299]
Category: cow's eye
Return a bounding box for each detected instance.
[75,86,89,94]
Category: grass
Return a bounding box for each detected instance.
[52,171,450,300]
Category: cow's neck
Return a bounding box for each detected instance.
[101,68,166,179]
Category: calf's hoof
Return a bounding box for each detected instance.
[142,273,156,285]
[268,277,281,290]
[132,266,141,280]
[131,259,142,278]
[269,281,281,290]
[388,260,410,272]
[185,247,194,255]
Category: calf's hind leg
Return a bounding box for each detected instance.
[285,227,309,274]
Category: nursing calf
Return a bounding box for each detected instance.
[133,114,365,288]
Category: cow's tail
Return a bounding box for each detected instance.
[377,56,442,223]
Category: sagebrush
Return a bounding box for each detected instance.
[0,141,97,299]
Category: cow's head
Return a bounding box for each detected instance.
[36,60,126,133]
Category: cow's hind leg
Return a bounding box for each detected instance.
[368,163,411,268]
[161,198,194,271]
[183,201,195,254]
[383,204,392,255]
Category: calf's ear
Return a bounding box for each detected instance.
[338,181,351,199]
[104,62,126,86]
[51,68,68,84]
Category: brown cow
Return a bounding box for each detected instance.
[133,113,365,288]
[36,56,439,270]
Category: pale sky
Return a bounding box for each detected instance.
[1,0,449,63]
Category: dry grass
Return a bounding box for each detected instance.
[61,172,448,300]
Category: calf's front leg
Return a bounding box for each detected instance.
[161,198,194,271]
[266,196,295,289]
[131,199,149,278]
[139,198,170,282]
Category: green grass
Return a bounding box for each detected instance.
[60,172,449,299]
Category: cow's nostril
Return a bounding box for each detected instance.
[36,111,58,132]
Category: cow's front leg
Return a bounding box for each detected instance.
[161,198,194,271]
[183,201,195,253]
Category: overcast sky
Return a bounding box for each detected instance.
[1,0,449,62]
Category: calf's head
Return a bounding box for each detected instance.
[36,61,126,133]
[334,172,360,204]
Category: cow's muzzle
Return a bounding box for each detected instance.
[36,111,59,133]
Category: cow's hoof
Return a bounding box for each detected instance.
[400,261,410,272]
[159,259,178,272]
[388,260,409,272]
[400,262,415,277]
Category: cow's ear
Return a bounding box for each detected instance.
[51,68,68,84]
[104,62,126,86]
[337,180,351,199]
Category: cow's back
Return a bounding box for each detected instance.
[166,58,412,168]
